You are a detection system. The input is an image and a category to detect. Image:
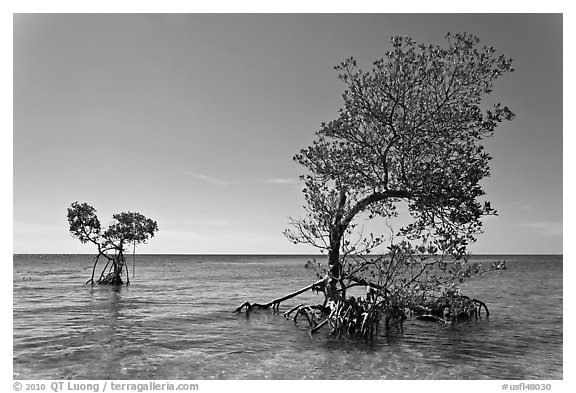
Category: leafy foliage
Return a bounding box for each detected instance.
[67,202,101,244]
[68,202,158,250]
[104,212,158,245]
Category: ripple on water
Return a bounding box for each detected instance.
[13,255,563,379]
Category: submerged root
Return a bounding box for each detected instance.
[86,252,128,286]
[235,279,488,339]
[412,294,490,324]
[98,272,124,285]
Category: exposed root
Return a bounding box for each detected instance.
[411,293,490,324]
[283,303,308,318]
[234,279,326,313]
[85,250,129,286]
[472,298,490,318]
[293,305,318,327]
[98,272,124,285]
[235,278,488,339]
[310,318,329,334]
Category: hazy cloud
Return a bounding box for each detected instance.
[187,172,228,186]
[518,221,563,237]
[264,178,299,185]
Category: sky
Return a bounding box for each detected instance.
[12,13,563,254]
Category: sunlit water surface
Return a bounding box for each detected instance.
[13,254,562,379]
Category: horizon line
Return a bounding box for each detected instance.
[12,252,564,256]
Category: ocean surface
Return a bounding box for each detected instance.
[13,254,562,380]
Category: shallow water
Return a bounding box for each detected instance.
[13,254,562,379]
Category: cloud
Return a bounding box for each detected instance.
[518,221,563,237]
[264,178,299,185]
[186,172,228,186]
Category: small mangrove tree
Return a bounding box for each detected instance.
[67,201,158,285]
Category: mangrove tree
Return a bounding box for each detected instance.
[236,33,513,338]
[67,201,158,285]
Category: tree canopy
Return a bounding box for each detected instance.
[285,33,514,276]
[67,202,158,285]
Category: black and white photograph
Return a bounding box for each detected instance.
[9,6,567,388]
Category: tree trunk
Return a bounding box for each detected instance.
[328,227,346,299]
[99,246,125,285]
[113,248,125,285]
[328,242,341,278]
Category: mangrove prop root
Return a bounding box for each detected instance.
[234,278,326,313]
[288,304,329,329]
[310,318,329,334]
[284,304,329,319]
[84,251,130,286]
[284,303,308,318]
[472,298,490,318]
[235,279,489,339]
[411,294,490,324]
[294,306,317,327]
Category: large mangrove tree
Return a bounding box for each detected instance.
[236,33,514,338]
[67,202,158,285]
